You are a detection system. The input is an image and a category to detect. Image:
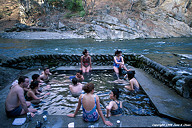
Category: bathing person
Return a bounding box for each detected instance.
[125,71,140,92]
[67,83,113,126]
[69,72,84,82]
[113,50,129,79]
[25,81,50,103]
[119,64,131,79]
[5,76,37,117]
[106,88,123,117]
[40,67,52,82]
[81,49,92,73]
[69,77,83,97]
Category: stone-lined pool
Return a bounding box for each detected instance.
[35,70,157,116]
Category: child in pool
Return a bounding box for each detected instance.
[67,83,113,126]
[106,88,123,117]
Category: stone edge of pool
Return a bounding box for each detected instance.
[0,66,191,127]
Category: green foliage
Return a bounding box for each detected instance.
[79,10,85,17]
[64,0,84,12]
[48,0,64,7]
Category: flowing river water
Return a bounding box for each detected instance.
[0,37,191,116]
[0,37,192,74]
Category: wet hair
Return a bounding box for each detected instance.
[82,49,88,55]
[72,77,78,86]
[30,81,39,89]
[44,67,49,71]
[115,50,122,56]
[32,74,40,81]
[83,83,94,93]
[112,88,120,99]
[127,71,135,80]
[18,76,28,84]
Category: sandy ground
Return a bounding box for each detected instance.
[0,31,85,39]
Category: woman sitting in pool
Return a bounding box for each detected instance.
[67,83,113,126]
[25,81,50,103]
[81,49,92,73]
[113,50,129,79]
[106,88,123,117]
[69,77,84,97]
[125,71,140,92]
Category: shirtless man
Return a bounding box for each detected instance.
[69,77,83,97]
[40,68,52,82]
[5,76,37,117]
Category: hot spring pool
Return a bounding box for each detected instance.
[35,70,157,116]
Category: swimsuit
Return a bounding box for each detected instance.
[6,105,22,117]
[113,57,122,68]
[82,56,90,68]
[81,94,99,122]
[110,101,123,116]
[133,85,139,92]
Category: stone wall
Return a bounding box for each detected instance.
[1,54,191,98]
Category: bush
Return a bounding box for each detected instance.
[79,10,85,17]
[64,0,84,12]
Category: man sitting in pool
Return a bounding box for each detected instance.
[40,67,52,82]
[69,77,84,97]
[5,76,37,117]
[69,72,84,82]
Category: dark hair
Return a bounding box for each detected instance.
[32,74,40,81]
[44,67,49,71]
[115,50,122,56]
[72,77,78,86]
[18,76,28,84]
[30,81,39,89]
[112,88,120,99]
[127,71,135,80]
[82,49,88,55]
[83,83,94,93]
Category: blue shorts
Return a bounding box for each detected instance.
[6,105,22,117]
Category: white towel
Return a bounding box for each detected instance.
[12,118,26,125]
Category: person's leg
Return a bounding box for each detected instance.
[113,66,119,79]
[82,66,86,73]
[26,101,31,107]
[85,66,90,73]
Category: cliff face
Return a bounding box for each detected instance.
[4,0,192,39]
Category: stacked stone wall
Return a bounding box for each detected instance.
[1,54,191,98]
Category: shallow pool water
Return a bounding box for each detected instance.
[36,71,157,116]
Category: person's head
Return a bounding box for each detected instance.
[115,50,122,56]
[76,72,82,78]
[83,83,94,93]
[82,49,88,56]
[127,71,135,80]
[44,67,50,75]
[30,81,39,90]
[32,74,40,82]
[72,77,78,86]
[18,76,29,88]
[110,88,120,100]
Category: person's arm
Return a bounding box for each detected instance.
[89,56,92,68]
[67,94,82,117]
[129,80,134,91]
[18,89,29,114]
[80,56,83,69]
[96,96,113,126]
[106,101,114,117]
[121,56,125,65]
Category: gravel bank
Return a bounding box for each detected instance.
[0,31,85,39]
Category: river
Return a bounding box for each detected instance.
[0,37,192,74]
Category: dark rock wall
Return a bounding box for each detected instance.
[1,54,191,98]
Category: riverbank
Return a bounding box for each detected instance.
[0,31,85,40]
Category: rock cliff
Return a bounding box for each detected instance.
[4,0,192,39]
